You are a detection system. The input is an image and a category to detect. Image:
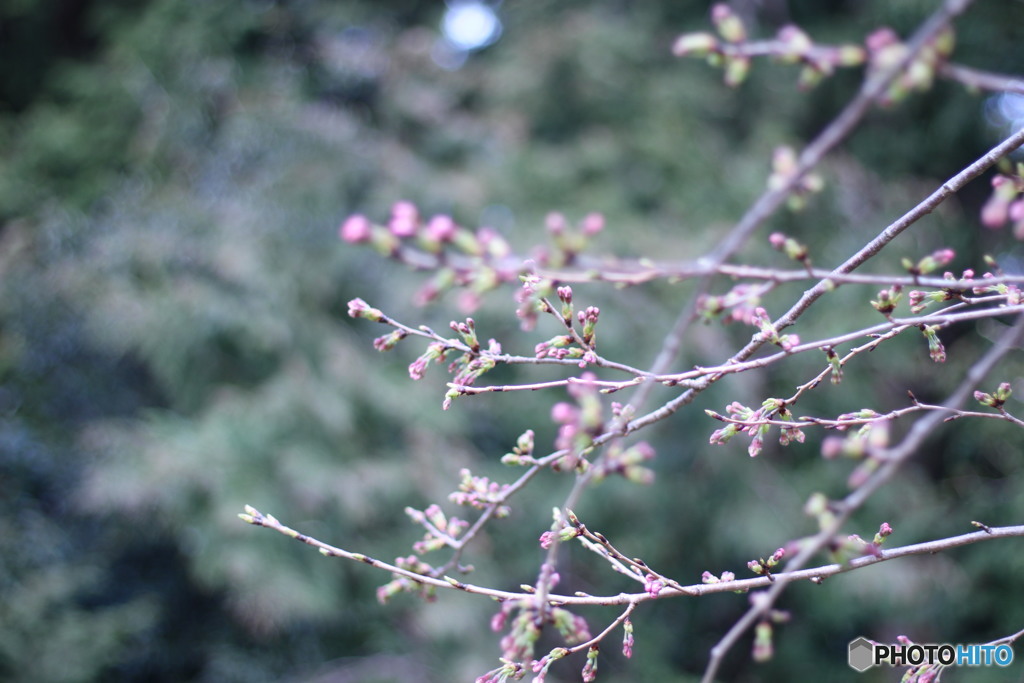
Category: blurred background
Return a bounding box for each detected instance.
[2,1,1023,681]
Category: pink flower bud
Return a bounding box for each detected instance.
[821,436,844,459]
[551,402,578,424]
[866,27,899,53]
[388,200,419,237]
[643,573,664,596]
[545,212,567,234]
[339,214,372,243]
[581,212,605,235]
[347,298,384,321]
[932,248,955,267]
[982,195,1010,228]
[425,214,457,241]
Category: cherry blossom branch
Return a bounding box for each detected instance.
[699,312,1024,683]
[251,2,1024,680]
[536,260,1024,288]
[345,232,1024,289]
[559,602,637,656]
[238,503,1024,604]
[516,105,1019,623]
[617,126,1024,442]
[447,300,1023,397]
[711,389,1024,432]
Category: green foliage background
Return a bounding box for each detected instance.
[1,1,1023,681]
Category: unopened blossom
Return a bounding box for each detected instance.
[643,573,664,596]
[339,214,372,243]
[424,214,457,242]
[581,212,605,235]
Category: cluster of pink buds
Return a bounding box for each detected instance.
[870,285,902,317]
[375,555,438,604]
[701,570,736,584]
[542,212,605,267]
[672,4,750,86]
[450,317,480,352]
[407,341,448,381]
[974,382,1012,409]
[372,328,407,351]
[347,297,386,322]
[449,468,511,516]
[538,525,580,550]
[907,286,959,314]
[581,645,599,682]
[673,6,864,89]
[486,600,590,677]
[529,648,568,683]
[515,271,553,331]
[866,26,955,106]
[747,547,786,577]
[822,411,890,466]
[551,606,592,646]
[804,492,837,532]
[405,504,469,554]
[531,286,601,367]
[499,604,542,662]
[643,573,665,597]
[597,441,656,484]
[549,374,605,469]
[707,402,751,448]
[750,307,800,351]
[449,346,498,388]
[621,618,634,659]
[340,201,521,312]
[500,429,536,466]
[846,522,895,558]
[821,415,891,487]
[474,658,524,683]
[767,148,824,211]
[697,282,767,326]
[540,509,584,550]
[752,609,790,662]
[768,231,811,264]
[971,263,1022,305]
[873,521,894,545]
[535,334,576,360]
[774,25,865,89]
[707,398,805,457]
[901,247,955,277]
[920,324,946,363]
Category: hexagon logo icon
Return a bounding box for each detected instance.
[848,637,874,672]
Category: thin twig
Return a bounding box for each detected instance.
[240,504,1024,605]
